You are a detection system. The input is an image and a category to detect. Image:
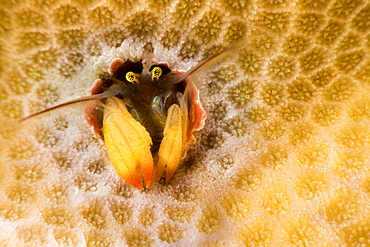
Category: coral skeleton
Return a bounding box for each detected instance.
[0,0,370,246]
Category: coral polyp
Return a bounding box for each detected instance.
[0,0,370,245]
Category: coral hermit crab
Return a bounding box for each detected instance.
[20,47,236,190]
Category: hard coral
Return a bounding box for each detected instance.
[1,0,370,246]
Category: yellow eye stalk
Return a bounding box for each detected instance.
[125,71,138,83]
[18,44,241,190]
[151,66,162,80]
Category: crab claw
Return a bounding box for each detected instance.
[156,104,183,181]
[103,97,154,190]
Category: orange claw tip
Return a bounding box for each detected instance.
[114,156,154,190]
[137,157,154,189]
[119,172,145,190]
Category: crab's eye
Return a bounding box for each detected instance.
[125,71,136,83]
[151,66,162,79]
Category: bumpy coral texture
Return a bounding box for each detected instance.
[1,0,370,246]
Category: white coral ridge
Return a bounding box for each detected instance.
[1,0,370,246]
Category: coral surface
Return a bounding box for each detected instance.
[1,0,370,246]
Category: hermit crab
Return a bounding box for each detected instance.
[19,45,239,190]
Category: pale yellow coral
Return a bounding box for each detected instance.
[1,0,370,246]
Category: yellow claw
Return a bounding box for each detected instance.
[156,104,183,181]
[103,97,154,190]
